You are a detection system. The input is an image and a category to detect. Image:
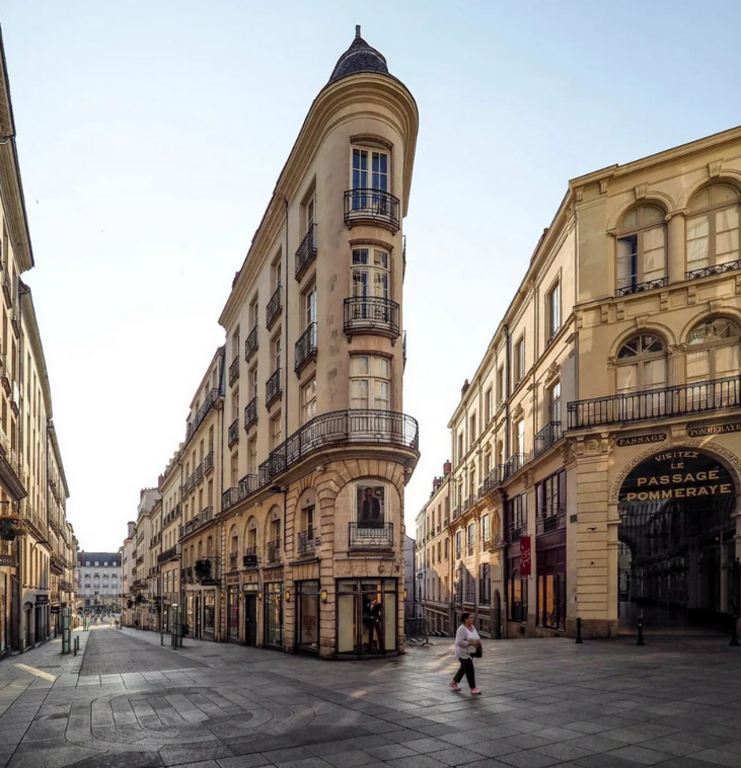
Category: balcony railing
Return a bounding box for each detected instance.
[229,551,239,572]
[295,322,317,374]
[567,376,741,429]
[228,419,239,447]
[222,487,239,512]
[266,369,282,408]
[158,545,180,564]
[505,453,528,477]
[295,223,317,281]
[615,276,668,297]
[687,258,741,280]
[344,189,400,233]
[534,421,562,457]
[452,505,461,520]
[204,451,214,473]
[266,284,282,330]
[343,297,400,339]
[195,463,204,484]
[238,474,257,500]
[463,494,475,513]
[403,330,407,371]
[537,510,566,536]
[258,408,419,487]
[349,522,394,549]
[245,325,258,362]
[50,554,64,575]
[297,529,316,556]
[243,546,258,569]
[229,356,240,385]
[185,388,220,444]
[244,397,258,430]
[509,522,527,543]
[181,507,214,539]
[267,539,281,564]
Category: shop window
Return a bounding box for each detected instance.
[508,565,527,623]
[336,579,396,656]
[264,582,283,647]
[537,547,566,631]
[479,563,491,606]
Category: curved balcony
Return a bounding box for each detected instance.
[343,297,400,339]
[258,408,419,486]
[344,189,400,233]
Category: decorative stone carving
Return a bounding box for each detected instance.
[599,179,609,195]
[600,304,609,323]
[708,160,723,178]
[636,315,648,328]
[544,361,559,384]
[607,355,617,367]
[512,402,524,420]
[736,275,741,295]
[575,187,584,203]
[709,299,724,313]
[577,314,584,329]
[660,292,669,312]
[688,285,697,305]
[586,439,600,454]
[634,183,648,200]
[616,302,625,321]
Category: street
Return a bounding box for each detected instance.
[0,629,740,767]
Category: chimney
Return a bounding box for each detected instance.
[232,270,240,288]
[443,460,452,474]
[461,379,470,397]
[158,473,164,489]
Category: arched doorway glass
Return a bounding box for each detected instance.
[618,448,737,633]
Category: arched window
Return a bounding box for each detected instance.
[686,184,740,275]
[687,317,741,382]
[617,334,667,392]
[616,206,666,295]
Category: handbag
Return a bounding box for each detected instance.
[472,644,482,658]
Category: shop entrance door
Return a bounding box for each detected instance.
[337,579,396,656]
[618,448,737,634]
[297,581,320,653]
[244,594,257,646]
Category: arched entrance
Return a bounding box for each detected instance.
[618,448,739,633]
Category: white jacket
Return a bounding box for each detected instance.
[455,624,480,659]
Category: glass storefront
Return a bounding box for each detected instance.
[0,573,6,654]
[228,587,239,642]
[298,580,320,652]
[186,594,194,636]
[203,593,215,638]
[337,579,396,656]
[264,582,283,647]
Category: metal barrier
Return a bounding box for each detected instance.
[404,617,432,646]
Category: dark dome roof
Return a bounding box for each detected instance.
[328,26,389,84]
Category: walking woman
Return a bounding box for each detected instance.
[449,612,482,695]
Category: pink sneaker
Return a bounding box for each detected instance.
[471,688,482,695]
[449,682,461,691]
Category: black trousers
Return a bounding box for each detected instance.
[453,657,475,689]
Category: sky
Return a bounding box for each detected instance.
[1,0,740,550]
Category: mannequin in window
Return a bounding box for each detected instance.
[359,487,382,527]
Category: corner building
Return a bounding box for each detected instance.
[421,126,741,640]
[217,29,419,657]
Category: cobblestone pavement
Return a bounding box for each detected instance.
[1,627,741,768]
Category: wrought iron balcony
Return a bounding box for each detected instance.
[295,223,317,281]
[267,539,281,564]
[243,546,258,569]
[567,375,741,429]
[222,487,238,512]
[508,522,527,543]
[238,473,257,500]
[158,545,180,564]
[245,324,258,362]
[228,419,239,447]
[258,408,419,486]
[229,356,240,386]
[534,421,562,457]
[349,522,394,549]
[463,494,475,513]
[343,296,400,339]
[266,369,282,408]
[294,322,317,374]
[505,453,528,477]
[615,276,668,297]
[344,189,400,233]
[244,397,258,430]
[297,529,316,556]
[452,505,461,520]
[195,463,204,484]
[403,330,407,371]
[537,510,566,536]
[687,258,741,280]
[185,387,221,444]
[50,554,64,575]
[1,270,10,307]
[204,451,214,473]
[266,283,282,330]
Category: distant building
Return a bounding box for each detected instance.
[77,552,121,613]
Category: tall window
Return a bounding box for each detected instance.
[479,563,491,606]
[350,355,390,409]
[249,296,259,329]
[301,378,317,423]
[497,365,505,405]
[249,366,258,400]
[514,336,525,384]
[272,334,281,374]
[270,414,282,449]
[515,418,525,457]
[687,318,741,383]
[548,381,561,425]
[272,256,282,291]
[537,470,566,527]
[305,194,315,231]
[616,205,666,293]
[546,280,561,340]
[352,248,389,299]
[469,413,476,447]
[481,514,490,548]
[305,284,317,327]
[455,530,461,559]
[230,453,238,487]
[485,387,493,423]
[232,388,239,419]
[232,327,240,358]
[616,334,667,393]
[248,437,257,475]
[686,184,740,274]
[352,147,388,191]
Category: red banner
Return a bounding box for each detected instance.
[519,536,532,577]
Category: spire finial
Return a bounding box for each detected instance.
[355,24,361,39]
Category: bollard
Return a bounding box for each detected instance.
[575,617,583,644]
[731,618,739,648]
[637,618,645,646]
